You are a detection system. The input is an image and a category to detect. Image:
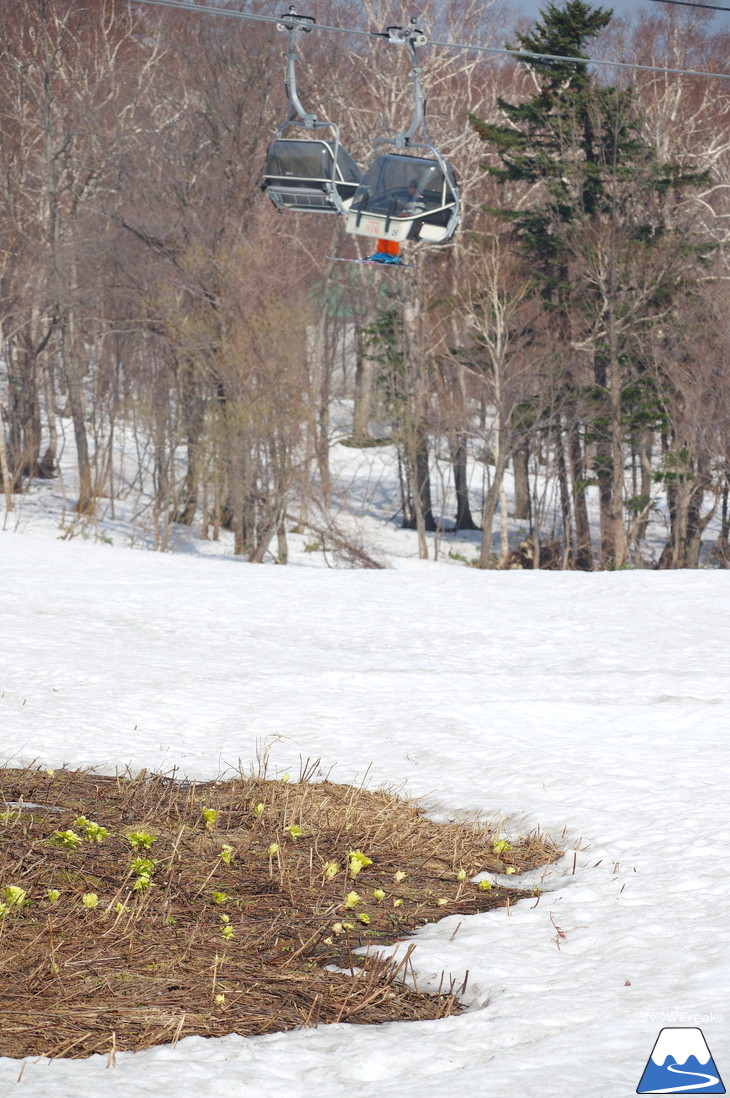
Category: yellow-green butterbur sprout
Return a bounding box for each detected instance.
[341,921,354,931]
[1,809,16,824]
[202,808,217,831]
[0,903,9,918]
[373,888,385,903]
[220,913,230,923]
[438,898,449,906]
[214,994,226,1005]
[348,850,372,878]
[505,866,516,875]
[46,769,55,778]
[356,912,370,925]
[84,822,108,843]
[332,922,344,935]
[280,773,291,783]
[286,824,303,840]
[47,889,61,903]
[253,803,264,818]
[211,891,228,905]
[219,845,235,866]
[128,831,155,849]
[344,891,360,909]
[133,874,152,892]
[478,878,492,891]
[131,857,156,877]
[51,829,83,850]
[393,870,406,883]
[81,893,99,909]
[493,838,512,855]
[267,843,279,857]
[322,860,339,881]
[4,886,27,909]
[393,898,404,908]
[114,902,128,915]
[221,924,234,940]
[456,869,467,882]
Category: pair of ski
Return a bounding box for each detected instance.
[327,255,414,269]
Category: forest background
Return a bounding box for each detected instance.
[2,0,730,571]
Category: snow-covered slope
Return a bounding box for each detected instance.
[1,521,729,1098]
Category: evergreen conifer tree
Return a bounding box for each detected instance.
[470,0,709,568]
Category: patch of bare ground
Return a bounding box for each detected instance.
[0,765,561,1060]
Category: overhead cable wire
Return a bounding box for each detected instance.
[132,0,730,82]
[648,0,730,12]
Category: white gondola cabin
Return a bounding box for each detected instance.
[343,152,459,244]
[261,137,362,214]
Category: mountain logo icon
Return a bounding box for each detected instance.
[637,1027,725,1093]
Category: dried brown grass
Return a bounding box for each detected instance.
[0,764,561,1060]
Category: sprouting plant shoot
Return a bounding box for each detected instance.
[348,850,372,877]
[202,808,217,831]
[3,886,27,909]
[81,893,99,909]
[221,924,234,940]
[47,889,61,903]
[267,843,279,857]
[322,860,339,881]
[131,857,155,877]
[211,891,228,905]
[219,845,235,866]
[393,870,406,883]
[253,803,264,818]
[372,888,385,903]
[344,891,360,909]
[456,868,467,881]
[128,831,155,849]
[478,878,492,891]
[493,838,512,855]
[51,829,83,849]
[133,874,152,891]
[285,824,303,840]
[356,912,370,925]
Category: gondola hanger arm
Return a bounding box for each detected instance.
[376,18,427,148]
[277,8,318,128]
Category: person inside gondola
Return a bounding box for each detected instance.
[366,181,424,264]
[401,179,424,216]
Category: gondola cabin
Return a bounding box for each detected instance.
[261,138,362,214]
[343,153,459,244]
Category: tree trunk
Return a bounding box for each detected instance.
[60,310,94,516]
[569,420,593,570]
[451,431,478,530]
[513,444,531,521]
[555,423,573,567]
[352,329,372,445]
[607,306,628,568]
